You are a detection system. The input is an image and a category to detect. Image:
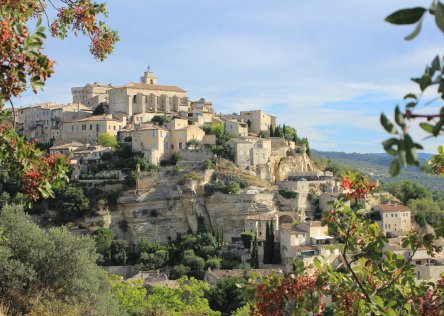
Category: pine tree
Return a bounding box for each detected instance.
[250,234,259,268]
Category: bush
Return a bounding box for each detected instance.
[204,159,216,170]
[279,189,298,199]
[205,257,222,270]
[170,264,191,280]
[240,232,255,249]
[171,153,183,165]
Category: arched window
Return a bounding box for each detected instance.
[133,95,137,104]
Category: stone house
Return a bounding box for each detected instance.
[373,204,412,235]
[239,110,276,134]
[16,102,92,143]
[132,118,206,165]
[61,114,125,144]
[190,98,214,113]
[49,140,85,156]
[225,119,248,137]
[244,212,278,241]
[227,136,272,169]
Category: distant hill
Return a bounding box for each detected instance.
[311,150,443,193]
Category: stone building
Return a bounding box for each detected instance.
[132,118,206,165]
[61,114,126,144]
[225,119,248,137]
[244,212,278,241]
[108,69,188,116]
[16,102,92,143]
[227,136,272,169]
[71,82,116,107]
[239,110,276,134]
[373,204,412,235]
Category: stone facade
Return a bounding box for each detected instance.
[239,110,276,134]
[374,204,412,235]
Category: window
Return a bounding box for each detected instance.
[90,124,92,130]
[179,142,183,150]
[171,144,174,149]
[133,95,137,103]
[82,124,86,130]
[152,130,155,137]
[113,126,116,130]
[96,124,99,132]
[391,214,394,218]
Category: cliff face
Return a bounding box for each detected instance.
[113,151,318,244]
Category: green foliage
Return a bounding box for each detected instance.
[408,198,444,227]
[250,234,259,269]
[423,145,444,176]
[240,232,255,249]
[263,221,275,264]
[205,257,222,270]
[170,264,191,280]
[207,277,246,315]
[151,115,170,126]
[94,227,114,260]
[186,139,202,149]
[204,172,248,196]
[55,184,89,224]
[110,239,128,265]
[382,2,444,175]
[203,122,225,139]
[278,189,297,199]
[108,274,149,316]
[385,180,432,204]
[0,204,119,315]
[146,276,220,316]
[98,133,118,150]
[204,159,216,170]
[93,103,106,115]
[171,152,183,165]
[210,144,234,160]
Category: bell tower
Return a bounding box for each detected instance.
[140,66,158,85]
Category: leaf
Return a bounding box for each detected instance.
[435,2,444,34]
[394,106,405,128]
[381,113,397,134]
[405,102,417,108]
[385,7,426,25]
[385,308,397,316]
[390,159,401,176]
[438,145,444,154]
[431,55,441,71]
[404,19,423,41]
[373,295,384,308]
[403,93,417,100]
[419,73,432,91]
[420,122,434,133]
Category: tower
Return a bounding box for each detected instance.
[140,66,158,85]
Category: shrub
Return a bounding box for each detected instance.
[205,257,222,270]
[171,153,183,165]
[240,232,255,249]
[204,159,216,170]
[279,189,297,199]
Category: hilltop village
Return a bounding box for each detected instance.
[15,69,444,286]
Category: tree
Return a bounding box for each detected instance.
[385,180,432,204]
[0,0,118,201]
[247,119,251,131]
[269,125,274,137]
[240,232,255,249]
[93,103,106,115]
[98,133,118,150]
[55,184,89,223]
[110,239,128,265]
[151,115,170,126]
[146,276,220,316]
[274,126,280,137]
[250,234,259,269]
[0,204,120,314]
[94,227,114,260]
[208,277,246,315]
[270,219,276,263]
[381,2,444,175]
[108,274,149,316]
[263,221,271,264]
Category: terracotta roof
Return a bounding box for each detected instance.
[50,141,85,150]
[123,83,186,93]
[374,204,411,213]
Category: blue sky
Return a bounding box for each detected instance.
[15,0,443,153]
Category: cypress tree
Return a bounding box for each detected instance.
[221,229,224,245]
[247,119,251,131]
[270,220,275,264]
[216,230,220,246]
[269,125,274,137]
[250,234,259,268]
[283,124,286,136]
[274,126,280,138]
[263,221,271,264]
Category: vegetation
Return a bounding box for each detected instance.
[263,221,275,264]
[250,234,259,269]
[151,115,171,126]
[204,172,248,195]
[381,2,444,175]
[0,204,119,315]
[146,276,220,316]
[93,103,106,115]
[278,189,297,199]
[207,277,246,315]
[55,183,89,224]
[240,232,255,249]
[98,133,118,150]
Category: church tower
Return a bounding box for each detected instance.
[140,67,158,85]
